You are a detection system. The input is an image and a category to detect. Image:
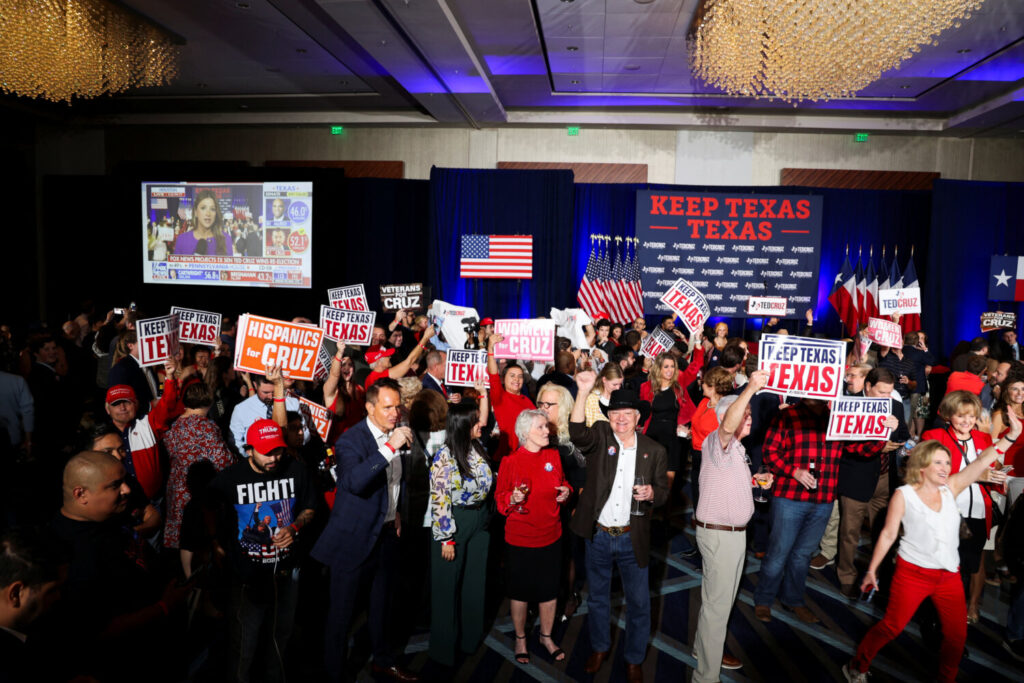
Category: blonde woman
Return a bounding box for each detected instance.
[583,364,624,427]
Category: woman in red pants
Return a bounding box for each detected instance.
[843,409,1021,683]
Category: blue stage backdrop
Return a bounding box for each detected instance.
[634,190,824,320]
[927,179,1024,357]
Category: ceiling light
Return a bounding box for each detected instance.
[691,0,985,102]
[570,79,581,84]
[957,48,971,53]
[567,46,579,51]
[900,84,911,89]
[296,48,307,54]
[236,2,250,8]
[624,64,641,71]
[634,0,656,4]
[0,0,180,102]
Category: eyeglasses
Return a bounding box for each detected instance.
[536,401,558,409]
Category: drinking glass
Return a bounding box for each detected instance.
[753,465,771,503]
[631,475,647,516]
[514,476,531,514]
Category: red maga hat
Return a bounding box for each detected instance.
[105,385,137,405]
[245,419,288,455]
[365,347,396,365]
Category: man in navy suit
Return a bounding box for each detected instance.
[312,378,419,683]
[420,350,459,403]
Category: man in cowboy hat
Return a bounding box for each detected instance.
[569,371,669,683]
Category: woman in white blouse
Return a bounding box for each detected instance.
[844,409,1021,683]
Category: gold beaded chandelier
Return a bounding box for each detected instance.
[690,0,987,102]
[0,0,180,103]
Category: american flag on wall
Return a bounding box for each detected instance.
[460,234,533,279]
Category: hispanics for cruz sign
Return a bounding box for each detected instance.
[137,313,180,367]
[234,314,325,381]
[492,319,556,362]
[319,306,376,345]
[757,333,843,400]
[445,349,488,387]
[826,397,893,441]
[636,191,823,319]
[171,307,222,346]
[659,278,711,335]
[297,396,332,443]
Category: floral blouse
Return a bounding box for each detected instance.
[429,445,493,541]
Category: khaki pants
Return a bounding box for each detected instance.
[837,473,890,589]
[693,526,747,683]
[817,500,840,560]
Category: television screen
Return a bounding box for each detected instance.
[141,181,313,288]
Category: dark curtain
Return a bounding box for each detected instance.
[428,167,575,319]
[572,182,932,341]
[927,179,1024,358]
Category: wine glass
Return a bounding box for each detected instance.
[631,475,647,516]
[753,465,771,503]
[514,476,531,514]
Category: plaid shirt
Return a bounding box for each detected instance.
[763,401,885,504]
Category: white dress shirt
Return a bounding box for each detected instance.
[597,433,638,528]
[366,418,403,524]
[229,394,309,452]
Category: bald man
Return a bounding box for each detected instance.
[47,451,190,682]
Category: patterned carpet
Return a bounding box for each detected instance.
[389,509,1023,683]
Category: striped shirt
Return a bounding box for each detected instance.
[696,431,754,527]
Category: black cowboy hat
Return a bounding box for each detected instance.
[606,389,652,425]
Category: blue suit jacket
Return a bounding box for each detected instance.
[420,372,446,397]
[311,419,400,571]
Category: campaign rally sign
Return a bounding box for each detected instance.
[328,284,369,311]
[380,283,427,312]
[867,317,903,348]
[747,296,788,316]
[827,397,893,441]
[757,333,843,400]
[234,314,324,381]
[313,339,334,382]
[137,313,180,367]
[171,307,222,346]
[640,328,675,358]
[636,190,823,318]
[157,225,175,243]
[981,311,1017,333]
[659,278,711,335]
[445,349,488,387]
[297,396,332,443]
[427,300,480,351]
[493,319,556,362]
[877,287,922,315]
[550,307,592,350]
[319,306,375,345]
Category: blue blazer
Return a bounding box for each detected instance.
[311,419,401,571]
[420,372,446,397]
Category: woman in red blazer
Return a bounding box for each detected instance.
[639,348,704,487]
[921,390,1007,624]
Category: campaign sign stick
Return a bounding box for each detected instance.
[380,283,426,312]
[137,313,180,367]
[877,287,922,316]
[445,349,488,387]
[328,284,369,311]
[640,328,675,358]
[171,307,222,346]
[757,333,844,400]
[659,278,711,336]
[298,396,332,443]
[981,311,1017,333]
[867,317,903,348]
[234,314,324,381]
[319,306,375,345]
[747,296,789,316]
[827,397,893,441]
[492,319,556,362]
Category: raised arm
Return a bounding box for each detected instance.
[718,370,767,449]
[388,325,435,379]
[322,343,346,408]
[487,333,503,375]
[949,410,1022,497]
[266,363,287,428]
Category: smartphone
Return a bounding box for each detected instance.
[113,308,125,315]
[859,587,877,602]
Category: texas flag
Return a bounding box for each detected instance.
[989,255,1024,301]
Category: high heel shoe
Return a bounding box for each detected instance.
[539,633,565,662]
[513,633,530,664]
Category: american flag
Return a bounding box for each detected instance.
[625,240,644,320]
[460,234,533,279]
[577,243,605,317]
[607,243,630,323]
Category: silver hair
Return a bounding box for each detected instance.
[514,409,549,445]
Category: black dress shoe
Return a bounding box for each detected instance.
[371,663,420,682]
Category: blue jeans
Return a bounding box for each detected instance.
[754,497,832,608]
[1008,582,1024,641]
[585,530,650,665]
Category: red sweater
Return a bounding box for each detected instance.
[488,372,535,460]
[495,446,569,547]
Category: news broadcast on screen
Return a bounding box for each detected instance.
[141,181,313,288]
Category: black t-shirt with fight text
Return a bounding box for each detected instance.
[210,457,316,581]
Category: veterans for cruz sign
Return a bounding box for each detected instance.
[757,334,844,400]
[636,190,823,319]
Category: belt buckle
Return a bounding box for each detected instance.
[605,524,626,537]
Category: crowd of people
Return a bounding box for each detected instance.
[0,301,1022,683]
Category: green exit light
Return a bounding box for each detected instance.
[855,132,869,142]
[567,126,580,136]
[330,125,344,135]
